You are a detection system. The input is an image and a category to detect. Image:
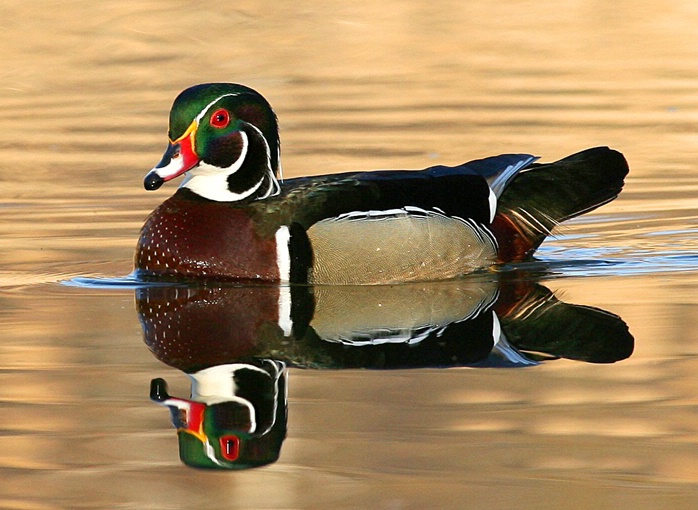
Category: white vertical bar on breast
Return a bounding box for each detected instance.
[275,226,293,337]
[275,226,291,283]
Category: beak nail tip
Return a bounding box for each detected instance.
[144,172,165,191]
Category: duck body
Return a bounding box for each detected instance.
[135,83,629,284]
[137,160,517,283]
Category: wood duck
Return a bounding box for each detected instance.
[135,83,629,284]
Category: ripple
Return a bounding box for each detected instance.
[520,246,698,278]
[0,271,92,288]
[65,249,698,291]
[65,273,182,289]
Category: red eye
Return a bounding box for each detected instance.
[210,108,230,128]
[219,435,240,461]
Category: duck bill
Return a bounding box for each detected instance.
[144,122,200,190]
[150,378,206,436]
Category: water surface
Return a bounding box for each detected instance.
[1,1,698,508]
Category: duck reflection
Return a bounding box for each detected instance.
[136,276,633,469]
[149,360,287,470]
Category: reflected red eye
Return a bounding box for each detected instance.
[219,435,240,461]
[210,108,230,129]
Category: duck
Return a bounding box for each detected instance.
[135,83,629,284]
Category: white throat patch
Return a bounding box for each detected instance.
[181,124,280,202]
[181,130,252,201]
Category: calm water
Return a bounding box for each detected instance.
[2,1,698,508]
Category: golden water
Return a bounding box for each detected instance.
[1,1,697,508]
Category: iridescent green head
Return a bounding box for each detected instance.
[144,83,282,202]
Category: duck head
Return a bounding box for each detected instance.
[144,83,282,202]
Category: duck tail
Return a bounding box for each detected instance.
[491,146,629,262]
[494,279,634,363]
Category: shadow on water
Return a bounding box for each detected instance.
[68,269,635,470]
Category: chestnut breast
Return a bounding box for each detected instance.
[135,190,281,281]
[136,285,285,371]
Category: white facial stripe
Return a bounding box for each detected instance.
[161,398,191,412]
[258,173,280,199]
[247,123,281,199]
[193,92,242,125]
[226,130,249,176]
[246,123,272,163]
[152,156,185,179]
[277,146,284,183]
[202,442,225,466]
